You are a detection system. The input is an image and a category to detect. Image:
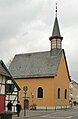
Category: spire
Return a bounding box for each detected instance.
[52,17,61,37]
[49,3,63,40]
[49,3,63,53]
[52,3,61,38]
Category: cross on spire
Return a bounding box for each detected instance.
[56,3,57,17]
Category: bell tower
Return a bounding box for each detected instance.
[49,3,63,55]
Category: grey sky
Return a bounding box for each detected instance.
[0,0,78,81]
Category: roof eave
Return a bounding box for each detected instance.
[13,75,55,79]
[0,60,21,91]
[62,50,71,82]
[49,36,63,41]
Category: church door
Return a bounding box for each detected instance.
[24,99,29,109]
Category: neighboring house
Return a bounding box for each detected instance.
[9,8,71,109]
[70,80,78,104]
[0,60,21,113]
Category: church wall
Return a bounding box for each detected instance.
[54,52,70,106]
[15,77,55,108]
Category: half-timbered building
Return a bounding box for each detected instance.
[0,60,21,112]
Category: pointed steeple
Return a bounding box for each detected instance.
[49,3,63,53]
[52,3,61,37]
[52,17,61,37]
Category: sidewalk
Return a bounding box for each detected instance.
[12,110,54,119]
[12,106,78,119]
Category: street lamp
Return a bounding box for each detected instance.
[23,86,28,116]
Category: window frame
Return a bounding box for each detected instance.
[65,89,67,99]
[58,88,60,99]
[37,87,43,98]
[6,84,14,93]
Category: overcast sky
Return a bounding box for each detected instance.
[0,0,78,82]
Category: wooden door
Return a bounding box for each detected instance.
[24,99,29,109]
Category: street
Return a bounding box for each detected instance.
[12,106,78,119]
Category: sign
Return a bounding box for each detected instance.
[23,86,28,92]
[20,93,25,97]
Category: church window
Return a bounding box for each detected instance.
[65,89,67,99]
[37,87,43,98]
[52,39,56,49]
[57,39,61,49]
[58,88,60,99]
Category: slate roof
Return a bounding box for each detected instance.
[0,60,10,77]
[0,60,21,91]
[9,49,62,79]
[49,16,63,41]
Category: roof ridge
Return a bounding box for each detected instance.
[15,51,50,56]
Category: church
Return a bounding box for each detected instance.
[9,6,71,110]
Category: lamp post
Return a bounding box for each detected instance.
[23,86,28,116]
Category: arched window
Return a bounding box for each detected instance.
[58,88,60,99]
[37,87,43,98]
[65,89,67,99]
